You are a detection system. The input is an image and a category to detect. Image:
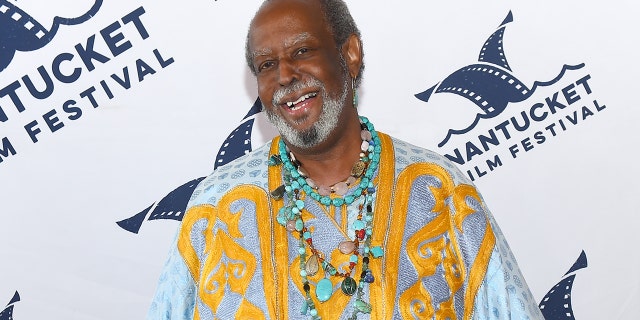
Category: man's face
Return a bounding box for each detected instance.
[248,0,350,149]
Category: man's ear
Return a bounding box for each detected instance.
[342,34,363,79]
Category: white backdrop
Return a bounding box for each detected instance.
[1,0,638,319]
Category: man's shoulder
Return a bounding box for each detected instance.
[387,134,470,185]
[188,141,273,207]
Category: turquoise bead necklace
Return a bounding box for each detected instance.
[270,116,384,319]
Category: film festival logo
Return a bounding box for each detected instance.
[415,11,605,183]
[0,0,175,164]
[0,0,102,72]
[415,11,595,319]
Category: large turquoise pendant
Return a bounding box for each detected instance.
[316,278,333,302]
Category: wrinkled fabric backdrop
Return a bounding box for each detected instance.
[0,0,637,319]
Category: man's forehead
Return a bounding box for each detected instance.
[250,0,324,30]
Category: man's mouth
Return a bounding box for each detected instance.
[283,92,318,110]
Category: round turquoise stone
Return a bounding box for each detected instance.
[371,246,384,258]
[315,278,333,302]
[353,220,365,230]
[341,277,357,296]
[345,195,354,204]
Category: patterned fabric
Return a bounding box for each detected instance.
[147,133,544,320]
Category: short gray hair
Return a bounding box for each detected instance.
[245,0,365,87]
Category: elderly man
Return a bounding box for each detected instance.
[147,0,544,319]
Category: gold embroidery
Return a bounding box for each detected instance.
[235,298,268,320]
[370,133,395,319]
[267,137,290,320]
[178,205,216,282]
[200,230,242,311]
[394,162,499,320]
[398,281,435,319]
[178,185,270,319]
[390,163,454,319]
[452,184,496,320]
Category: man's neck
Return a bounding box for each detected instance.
[286,110,363,188]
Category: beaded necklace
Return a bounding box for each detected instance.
[269,116,383,319]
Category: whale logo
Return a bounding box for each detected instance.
[0,291,20,320]
[0,0,103,72]
[539,251,588,319]
[415,11,584,147]
[117,98,263,233]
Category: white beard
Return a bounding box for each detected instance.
[265,75,349,149]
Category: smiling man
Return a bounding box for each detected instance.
[147,1,544,319]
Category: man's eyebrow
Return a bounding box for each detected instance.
[251,48,273,60]
[250,32,313,60]
[284,32,312,48]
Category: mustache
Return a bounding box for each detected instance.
[272,78,323,106]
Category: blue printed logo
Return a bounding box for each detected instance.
[0,0,103,72]
[539,251,588,320]
[0,291,19,320]
[0,4,174,164]
[415,11,605,182]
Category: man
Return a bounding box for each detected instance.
[148,0,544,319]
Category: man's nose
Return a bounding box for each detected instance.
[277,59,299,86]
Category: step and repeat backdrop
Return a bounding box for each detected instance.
[1,0,638,319]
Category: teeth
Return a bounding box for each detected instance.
[286,92,317,108]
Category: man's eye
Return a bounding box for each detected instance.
[258,61,275,72]
[295,48,309,56]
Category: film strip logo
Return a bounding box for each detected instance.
[0,0,103,72]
